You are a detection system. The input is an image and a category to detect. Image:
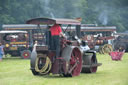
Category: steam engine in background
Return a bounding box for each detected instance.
[65,24,116,54]
[2,24,117,54]
[81,25,116,54]
[113,33,128,52]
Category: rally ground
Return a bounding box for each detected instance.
[0,53,128,85]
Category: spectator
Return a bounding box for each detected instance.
[0,43,4,61]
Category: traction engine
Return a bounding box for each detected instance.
[27,18,102,77]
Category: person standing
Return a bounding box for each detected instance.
[50,24,65,58]
[0,43,4,61]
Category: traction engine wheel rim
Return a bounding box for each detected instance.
[69,48,82,76]
[23,52,30,59]
[102,44,113,54]
[21,50,31,59]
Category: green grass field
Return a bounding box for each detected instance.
[0,53,128,85]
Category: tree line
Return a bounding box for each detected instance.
[0,0,128,32]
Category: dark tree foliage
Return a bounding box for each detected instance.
[0,0,128,32]
[86,0,128,32]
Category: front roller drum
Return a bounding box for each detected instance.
[30,51,51,75]
[82,53,98,73]
[30,50,39,75]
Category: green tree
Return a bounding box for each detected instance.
[0,0,128,32]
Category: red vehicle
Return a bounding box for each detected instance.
[0,30,31,59]
[2,24,49,58]
[26,17,102,77]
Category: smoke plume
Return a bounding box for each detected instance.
[98,11,108,25]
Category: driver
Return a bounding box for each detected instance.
[50,24,65,58]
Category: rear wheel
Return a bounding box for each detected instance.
[101,44,113,54]
[64,48,82,77]
[21,50,31,59]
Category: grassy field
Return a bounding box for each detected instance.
[0,53,128,85]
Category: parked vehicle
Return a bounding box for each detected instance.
[113,33,128,52]
[0,30,31,59]
[62,24,116,54]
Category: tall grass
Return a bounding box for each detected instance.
[0,53,128,85]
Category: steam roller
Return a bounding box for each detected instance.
[30,45,102,77]
[28,17,102,77]
[31,46,82,77]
